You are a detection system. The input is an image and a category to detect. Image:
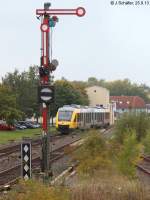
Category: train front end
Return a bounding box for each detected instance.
[56,106,78,134]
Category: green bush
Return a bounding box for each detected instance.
[142,131,150,155]
[115,112,150,143]
[117,129,142,178]
[73,131,112,176]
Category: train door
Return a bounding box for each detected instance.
[78,112,85,129]
[73,114,77,128]
[77,113,82,129]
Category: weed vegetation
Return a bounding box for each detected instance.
[142,130,150,155]
[73,130,141,178]
[2,180,69,200]
[117,130,142,178]
[72,131,112,176]
[2,176,150,200]
[115,112,150,143]
[71,175,150,200]
[3,115,150,200]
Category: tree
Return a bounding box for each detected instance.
[0,84,23,124]
[87,77,99,86]
[102,79,150,103]
[52,80,89,117]
[2,66,40,119]
[85,78,150,103]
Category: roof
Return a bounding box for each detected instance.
[110,96,146,109]
[58,105,109,113]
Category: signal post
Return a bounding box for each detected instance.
[36,2,85,179]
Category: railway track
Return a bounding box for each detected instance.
[0,138,41,159]
[0,127,112,159]
[0,133,75,159]
[0,128,113,188]
[137,155,150,176]
[0,135,82,187]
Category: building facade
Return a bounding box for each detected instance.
[110,96,146,114]
[85,86,114,125]
[85,86,109,107]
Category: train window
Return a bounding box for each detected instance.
[58,111,73,121]
[80,113,83,121]
[101,113,104,121]
[94,113,96,120]
[98,113,100,122]
[102,113,104,121]
[97,113,99,122]
[79,113,81,121]
[91,113,93,121]
[99,113,101,121]
[83,113,85,123]
[105,113,110,119]
[95,113,97,120]
[88,113,90,123]
[86,113,87,123]
[77,113,82,122]
[86,113,88,123]
[89,113,91,122]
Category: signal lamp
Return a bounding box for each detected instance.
[52,16,59,22]
[39,67,49,77]
[49,18,56,27]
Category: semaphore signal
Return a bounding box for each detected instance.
[36,2,86,180]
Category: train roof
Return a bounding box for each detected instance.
[58,105,110,113]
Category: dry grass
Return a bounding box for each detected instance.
[1,180,69,200]
[71,174,150,200]
[1,174,150,200]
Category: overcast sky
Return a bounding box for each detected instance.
[0,0,150,85]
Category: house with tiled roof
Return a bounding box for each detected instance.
[110,96,146,114]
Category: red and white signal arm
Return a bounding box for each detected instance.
[76,7,86,17]
[36,7,86,17]
[41,23,49,32]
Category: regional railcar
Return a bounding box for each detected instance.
[55,105,111,134]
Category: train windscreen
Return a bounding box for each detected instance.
[58,111,73,121]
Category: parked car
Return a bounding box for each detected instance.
[31,122,41,128]
[14,123,27,130]
[18,121,36,129]
[0,124,15,131]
